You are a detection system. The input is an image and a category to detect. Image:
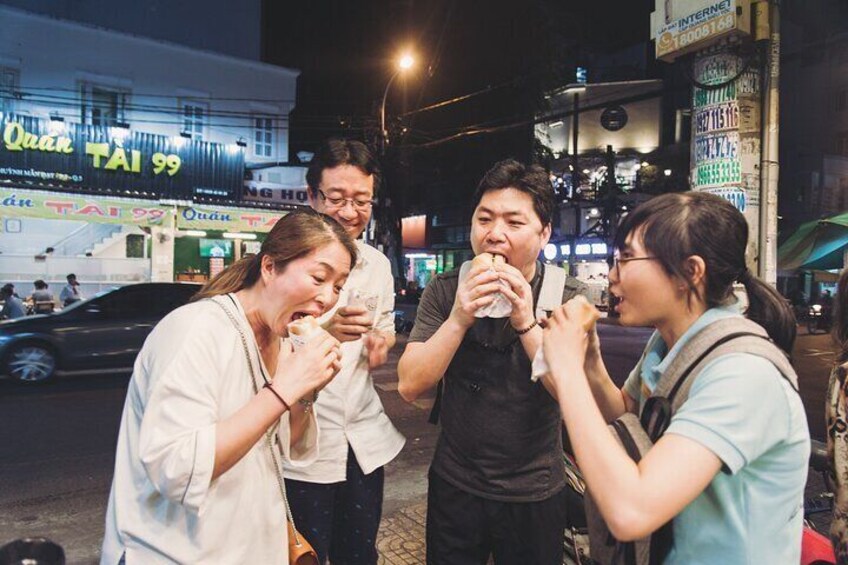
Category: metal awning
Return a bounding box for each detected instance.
[778,211,848,271]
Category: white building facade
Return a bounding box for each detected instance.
[0,4,306,294]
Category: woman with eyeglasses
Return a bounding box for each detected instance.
[541,192,810,563]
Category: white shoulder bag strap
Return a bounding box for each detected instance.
[536,263,567,320]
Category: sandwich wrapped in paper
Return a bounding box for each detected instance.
[531,295,600,382]
[458,252,512,318]
[287,315,325,350]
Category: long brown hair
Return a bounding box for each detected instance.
[192,209,357,301]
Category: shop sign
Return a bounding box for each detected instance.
[243,180,309,206]
[703,187,747,212]
[694,132,738,161]
[694,102,739,134]
[693,159,741,187]
[655,0,740,60]
[600,106,628,132]
[693,83,737,109]
[0,187,169,226]
[178,204,286,233]
[0,114,244,200]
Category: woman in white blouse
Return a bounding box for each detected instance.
[101,210,357,565]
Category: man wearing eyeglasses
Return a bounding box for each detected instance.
[284,138,404,565]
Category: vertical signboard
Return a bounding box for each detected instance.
[690,50,761,257]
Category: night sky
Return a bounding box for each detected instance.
[267,1,654,148]
[266,0,656,213]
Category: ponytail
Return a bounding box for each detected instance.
[191,253,262,302]
[741,271,797,354]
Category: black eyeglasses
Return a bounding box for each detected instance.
[612,255,658,271]
[316,189,374,211]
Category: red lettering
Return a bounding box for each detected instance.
[76,204,106,217]
[45,201,73,215]
[241,215,262,228]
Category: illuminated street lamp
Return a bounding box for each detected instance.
[380,52,415,151]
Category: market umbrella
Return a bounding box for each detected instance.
[778,211,848,271]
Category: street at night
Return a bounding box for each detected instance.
[0,323,837,563]
[1,0,847,563]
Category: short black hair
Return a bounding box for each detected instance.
[305,138,381,197]
[34,279,47,290]
[471,159,555,226]
[66,273,76,281]
[1,283,14,296]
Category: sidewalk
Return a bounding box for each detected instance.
[371,334,436,564]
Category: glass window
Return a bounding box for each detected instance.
[182,102,207,139]
[80,83,128,126]
[0,67,18,115]
[253,116,274,157]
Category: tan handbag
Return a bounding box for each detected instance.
[212,296,319,565]
[287,521,319,565]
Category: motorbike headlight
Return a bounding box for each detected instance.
[812,304,823,312]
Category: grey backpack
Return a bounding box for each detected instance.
[584,317,800,565]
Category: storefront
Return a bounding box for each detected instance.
[0,113,289,290]
[544,240,611,308]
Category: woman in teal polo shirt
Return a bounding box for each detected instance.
[542,192,810,564]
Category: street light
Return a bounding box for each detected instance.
[380,52,415,151]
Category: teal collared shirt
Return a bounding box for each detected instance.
[622,306,810,564]
[625,303,740,404]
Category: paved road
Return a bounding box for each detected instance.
[0,323,835,563]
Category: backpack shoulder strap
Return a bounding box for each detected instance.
[651,317,798,414]
[669,332,798,414]
[536,263,567,319]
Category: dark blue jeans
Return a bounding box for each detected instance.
[285,445,384,565]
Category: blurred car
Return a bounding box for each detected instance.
[0,282,200,383]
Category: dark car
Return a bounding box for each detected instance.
[0,282,200,383]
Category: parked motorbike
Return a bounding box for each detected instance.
[807,304,832,335]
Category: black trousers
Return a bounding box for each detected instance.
[426,469,569,565]
[285,445,384,565]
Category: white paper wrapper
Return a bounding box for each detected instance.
[458,260,513,319]
[530,346,549,382]
[288,318,324,351]
[474,280,513,318]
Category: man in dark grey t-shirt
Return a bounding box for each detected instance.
[398,159,588,564]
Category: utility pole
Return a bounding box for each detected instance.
[758,0,780,285]
[570,91,580,276]
[651,0,773,278]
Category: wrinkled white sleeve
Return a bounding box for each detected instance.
[137,320,221,516]
[278,404,320,467]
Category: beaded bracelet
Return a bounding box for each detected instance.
[514,319,538,335]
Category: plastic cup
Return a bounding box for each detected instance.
[348,289,379,326]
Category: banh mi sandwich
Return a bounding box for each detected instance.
[288,316,322,339]
[562,294,601,332]
[470,252,507,271]
[530,296,600,382]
